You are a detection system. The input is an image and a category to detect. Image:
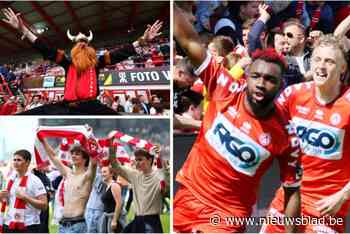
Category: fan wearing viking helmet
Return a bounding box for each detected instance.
[1,8,163,115]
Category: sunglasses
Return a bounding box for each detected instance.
[283,32,294,39]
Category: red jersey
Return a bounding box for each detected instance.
[175,53,301,219]
[272,81,350,218]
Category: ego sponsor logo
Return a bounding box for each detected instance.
[213,122,259,168]
[205,114,270,176]
[291,117,344,160]
[296,126,336,150]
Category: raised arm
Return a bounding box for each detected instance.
[174,4,206,68]
[101,20,164,67]
[133,20,163,48]
[334,14,350,37]
[39,138,70,177]
[1,8,37,42]
[248,3,271,55]
[86,157,97,181]
[333,14,350,52]
[108,136,135,183]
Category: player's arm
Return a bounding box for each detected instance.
[315,181,350,216]
[334,14,350,52]
[279,131,302,232]
[334,14,350,38]
[174,4,206,69]
[283,187,300,232]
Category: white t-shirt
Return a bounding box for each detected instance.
[295,55,306,75]
[5,172,46,226]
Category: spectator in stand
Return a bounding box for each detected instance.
[111,96,125,113]
[124,95,133,113]
[282,18,311,76]
[242,18,258,50]
[0,96,17,115]
[248,4,305,87]
[131,97,142,114]
[27,94,42,110]
[150,95,165,116]
[15,100,25,114]
[151,48,165,67]
[215,1,260,45]
[305,1,334,34]
[101,94,113,109]
[174,90,203,133]
[138,95,150,115]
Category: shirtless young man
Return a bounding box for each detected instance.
[40,139,97,233]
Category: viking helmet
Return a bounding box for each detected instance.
[66,29,93,43]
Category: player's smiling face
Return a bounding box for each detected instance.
[246,59,282,107]
[311,45,346,88]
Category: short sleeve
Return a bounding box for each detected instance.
[30,175,47,197]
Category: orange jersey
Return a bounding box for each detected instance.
[271,81,350,218]
[175,53,301,225]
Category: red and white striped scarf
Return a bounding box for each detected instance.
[108,131,166,190]
[0,174,29,232]
[98,138,131,167]
[52,179,65,225]
[58,139,71,166]
[34,125,91,168]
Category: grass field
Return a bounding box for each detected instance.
[49,206,170,233]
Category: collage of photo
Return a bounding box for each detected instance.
[2,0,350,233]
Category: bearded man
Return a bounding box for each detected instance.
[1,8,163,115]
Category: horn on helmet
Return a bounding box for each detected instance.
[66,29,76,42]
[87,30,93,42]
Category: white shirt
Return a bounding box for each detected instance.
[5,172,46,226]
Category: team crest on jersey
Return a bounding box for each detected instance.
[205,114,271,176]
[330,113,341,126]
[292,117,344,160]
[259,133,271,146]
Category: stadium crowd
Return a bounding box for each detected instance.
[0,36,170,115]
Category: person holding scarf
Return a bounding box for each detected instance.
[0,150,48,233]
